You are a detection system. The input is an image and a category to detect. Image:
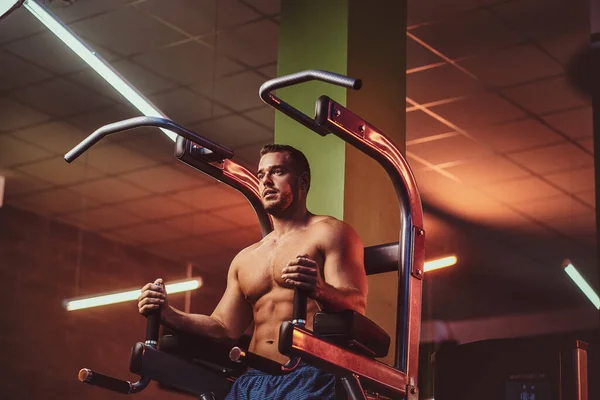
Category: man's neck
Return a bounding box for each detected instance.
[270,206,312,237]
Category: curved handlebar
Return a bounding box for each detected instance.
[64,116,233,163]
[258,70,362,136]
[259,70,361,102]
[77,306,162,394]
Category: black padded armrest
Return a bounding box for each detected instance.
[159,330,249,377]
[313,310,390,358]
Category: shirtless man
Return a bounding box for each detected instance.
[138,144,368,399]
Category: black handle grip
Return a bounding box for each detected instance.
[78,368,132,394]
[258,70,362,137]
[64,116,233,163]
[145,308,161,345]
[292,288,307,326]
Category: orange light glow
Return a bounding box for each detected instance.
[424,255,457,272]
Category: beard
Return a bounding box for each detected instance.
[263,189,295,217]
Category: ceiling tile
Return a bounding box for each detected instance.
[541,106,592,140]
[110,221,188,245]
[468,118,564,153]
[3,32,89,74]
[190,115,272,148]
[416,172,529,225]
[120,165,202,193]
[0,49,52,91]
[71,7,187,56]
[0,7,45,45]
[0,135,53,168]
[65,69,126,104]
[17,188,102,215]
[216,20,278,67]
[545,167,595,194]
[457,44,563,88]
[83,143,162,175]
[169,183,248,210]
[408,0,489,26]
[0,97,50,132]
[242,107,275,131]
[12,78,115,118]
[150,88,226,124]
[543,212,596,237]
[217,0,263,28]
[69,178,151,204]
[539,28,589,65]
[443,155,530,185]
[506,142,593,175]
[577,138,593,153]
[133,41,240,85]
[258,63,277,79]
[479,176,563,204]
[406,110,454,141]
[9,121,87,154]
[501,76,589,115]
[574,190,595,208]
[209,227,263,251]
[58,204,146,231]
[136,0,216,36]
[48,0,134,23]
[512,195,593,224]
[233,141,266,168]
[407,63,485,104]
[210,203,261,228]
[429,93,527,129]
[0,169,53,198]
[409,9,522,59]
[16,157,104,186]
[192,71,268,111]
[117,129,183,163]
[406,38,444,70]
[162,212,233,236]
[491,0,588,42]
[65,104,137,135]
[407,134,492,165]
[110,59,179,95]
[240,0,280,16]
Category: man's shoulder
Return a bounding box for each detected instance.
[230,241,263,268]
[310,215,360,242]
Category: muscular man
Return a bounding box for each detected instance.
[138,144,368,399]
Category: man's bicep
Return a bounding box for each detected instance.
[210,263,253,341]
[322,223,367,293]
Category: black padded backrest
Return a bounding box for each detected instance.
[364,242,399,275]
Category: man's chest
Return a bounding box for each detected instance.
[237,232,324,303]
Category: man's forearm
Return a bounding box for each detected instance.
[316,283,366,314]
[161,306,232,343]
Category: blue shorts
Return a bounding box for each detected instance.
[225,363,336,400]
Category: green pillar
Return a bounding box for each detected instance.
[275,0,349,219]
[275,0,407,364]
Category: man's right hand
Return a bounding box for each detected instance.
[138,278,168,316]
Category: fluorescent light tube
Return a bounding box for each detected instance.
[23,0,177,141]
[563,259,600,310]
[64,278,203,311]
[424,255,457,272]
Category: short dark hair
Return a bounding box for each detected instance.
[259,144,311,191]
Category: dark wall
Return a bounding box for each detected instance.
[1,205,220,399]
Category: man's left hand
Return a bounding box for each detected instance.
[282,255,325,299]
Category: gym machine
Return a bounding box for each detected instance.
[64,70,425,399]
